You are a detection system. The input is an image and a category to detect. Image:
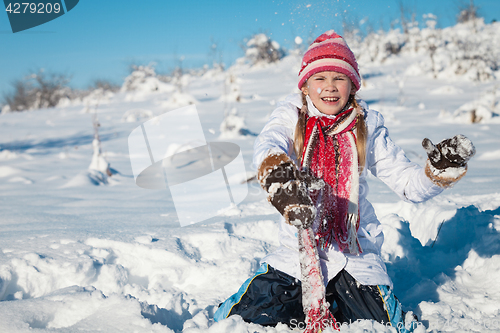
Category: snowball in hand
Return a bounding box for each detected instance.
[422,134,476,169]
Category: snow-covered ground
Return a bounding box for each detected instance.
[1,22,500,332]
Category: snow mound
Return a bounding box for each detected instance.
[419,249,500,331]
[1,104,11,114]
[122,65,176,101]
[478,149,500,161]
[219,108,256,139]
[440,87,500,123]
[0,286,176,332]
[377,194,500,330]
[450,103,499,124]
[135,235,159,244]
[0,165,20,178]
[377,193,500,247]
[0,150,19,160]
[8,176,33,184]
[67,89,116,111]
[0,216,282,331]
[219,73,241,102]
[122,109,154,123]
[61,170,109,187]
[160,91,197,108]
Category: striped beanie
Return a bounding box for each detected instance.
[298,30,361,91]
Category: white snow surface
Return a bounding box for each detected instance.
[1,23,500,332]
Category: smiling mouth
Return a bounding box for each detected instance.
[321,97,339,102]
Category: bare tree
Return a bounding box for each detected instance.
[398,0,418,39]
[3,80,36,112]
[92,79,120,93]
[3,70,71,112]
[457,0,480,23]
[34,71,70,108]
[168,55,185,92]
[398,0,410,35]
[208,37,224,70]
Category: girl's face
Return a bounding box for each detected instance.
[301,71,355,115]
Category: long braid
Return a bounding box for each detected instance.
[294,93,308,165]
[355,102,367,172]
[350,95,367,172]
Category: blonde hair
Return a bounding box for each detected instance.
[294,93,367,172]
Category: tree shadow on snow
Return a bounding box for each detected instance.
[386,206,500,311]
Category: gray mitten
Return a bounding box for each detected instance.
[422,134,475,188]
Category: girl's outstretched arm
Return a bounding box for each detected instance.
[365,110,444,203]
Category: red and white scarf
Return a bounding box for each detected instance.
[301,106,362,255]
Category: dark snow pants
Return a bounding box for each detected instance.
[214,263,412,331]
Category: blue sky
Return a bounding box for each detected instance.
[1,0,499,97]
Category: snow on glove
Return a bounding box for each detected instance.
[422,134,476,188]
[258,153,320,228]
[295,168,325,192]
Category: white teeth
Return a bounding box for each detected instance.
[322,97,339,102]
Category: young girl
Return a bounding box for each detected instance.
[214,31,475,331]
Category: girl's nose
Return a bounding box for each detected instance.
[323,79,337,91]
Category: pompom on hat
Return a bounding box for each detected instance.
[298,30,361,91]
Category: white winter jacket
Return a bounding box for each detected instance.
[253,93,443,288]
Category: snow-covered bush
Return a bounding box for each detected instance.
[121,64,175,94]
[220,72,241,102]
[219,108,255,139]
[78,88,116,111]
[349,14,499,82]
[442,86,500,123]
[1,103,11,114]
[121,109,154,123]
[89,138,111,177]
[351,29,407,64]
[85,111,112,187]
[431,18,498,82]
[161,91,197,108]
[244,33,285,65]
[448,103,497,124]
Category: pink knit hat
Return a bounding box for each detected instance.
[298,30,361,91]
